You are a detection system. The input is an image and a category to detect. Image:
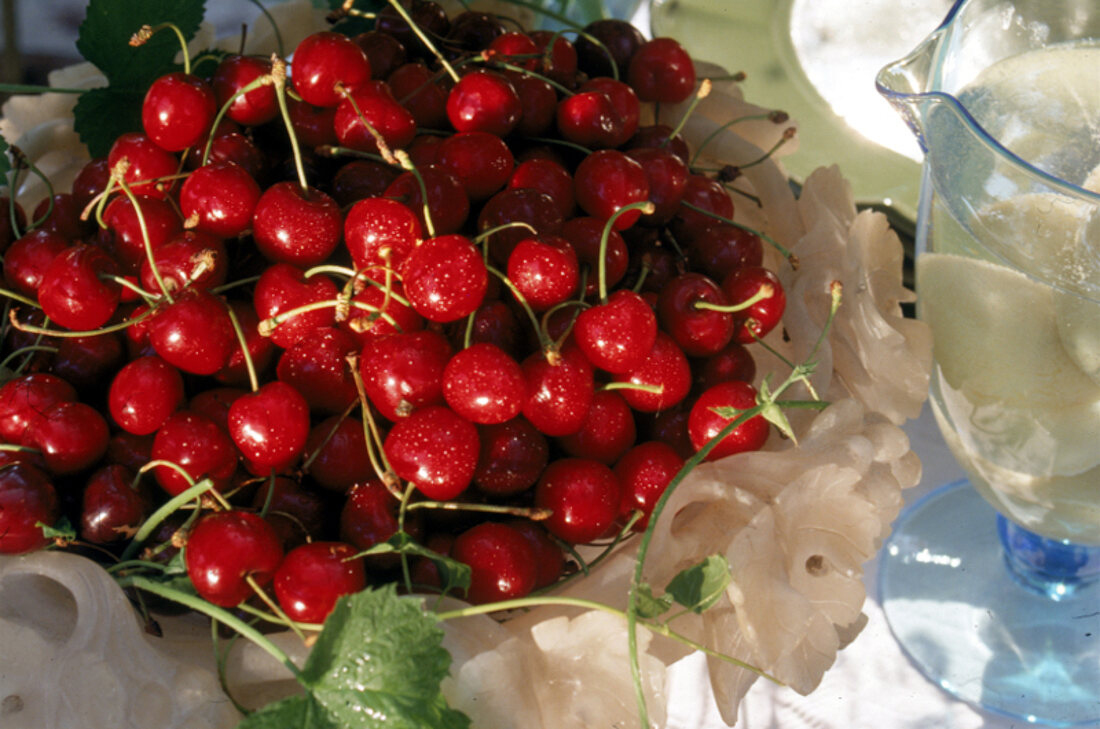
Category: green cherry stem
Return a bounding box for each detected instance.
[111,160,174,303]
[598,201,655,304]
[270,56,310,194]
[661,79,711,150]
[224,302,260,392]
[345,352,398,493]
[384,0,460,82]
[693,281,774,314]
[130,23,192,75]
[118,476,217,562]
[689,109,789,166]
[8,305,153,339]
[679,200,797,267]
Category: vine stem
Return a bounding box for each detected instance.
[119,575,302,680]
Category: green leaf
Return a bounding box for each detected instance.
[633,582,673,619]
[73,87,145,158]
[37,516,76,541]
[235,695,341,729]
[371,531,472,596]
[76,0,206,86]
[299,585,471,729]
[665,554,732,614]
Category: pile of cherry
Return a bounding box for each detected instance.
[0,4,787,622]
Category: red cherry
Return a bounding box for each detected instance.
[657,272,734,357]
[148,289,236,375]
[452,522,537,604]
[108,355,185,435]
[402,234,488,323]
[0,464,57,554]
[384,164,469,236]
[286,96,339,149]
[304,416,374,492]
[216,301,276,387]
[506,235,579,312]
[340,479,403,559]
[615,440,684,530]
[292,31,372,107]
[227,381,311,473]
[446,70,521,136]
[574,289,657,373]
[333,80,418,154]
[102,194,182,273]
[628,38,696,104]
[252,182,342,267]
[535,457,621,544]
[555,90,622,149]
[331,159,401,207]
[688,380,769,459]
[696,342,757,392]
[185,510,284,607]
[138,230,228,295]
[578,77,640,147]
[508,158,574,220]
[574,149,650,231]
[212,54,278,126]
[721,265,787,344]
[342,277,424,345]
[344,197,423,271]
[48,331,124,391]
[611,332,692,413]
[353,30,407,80]
[558,390,636,465]
[253,264,339,350]
[151,411,238,496]
[626,146,689,226]
[27,400,109,475]
[529,30,578,87]
[384,404,479,501]
[107,132,179,199]
[386,62,449,130]
[436,131,514,202]
[442,342,525,425]
[478,187,563,266]
[509,72,557,137]
[275,326,358,416]
[275,541,367,623]
[688,223,764,281]
[142,72,217,152]
[521,347,595,437]
[673,174,735,242]
[359,330,452,421]
[251,477,326,548]
[179,161,261,238]
[0,374,77,446]
[473,417,549,495]
[575,18,644,79]
[3,230,67,297]
[37,244,121,331]
[506,520,565,588]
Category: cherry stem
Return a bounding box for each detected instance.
[500,0,620,79]
[0,286,41,309]
[8,305,152,338]
[246,0,285,57]
[0,345,56,371]
[384,0,460,82]
[118,476,218,562]
[679,200,797,267]
[112,160,175,303]
[6,192,22,241]
[479,55,576,97]
[485,262,552,353]
[733,126,797,171]
[270,55,310,194]
[345,352,398,491]
[131,23,192,75]
[472,220,538,250]
[339,87,399,165]
[202,73,275,166]
[257,296,390,336]
[0,83,87,95]
[405,500,553,521]
[601,381,664,396]
[524,135,593,156]
[598,200,655,304]
[394,151,435,238]
[118,575,302,680]
[0,443,40,454]
[246,573,307,642]
[299,401,358,477]
[689,110,784,166]
[693,282,773,314]
[224,303,260,392]
[662,78,711,149]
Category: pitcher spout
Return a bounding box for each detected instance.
[875,25,953,153]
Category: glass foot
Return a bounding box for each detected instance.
[878,481,1100,727]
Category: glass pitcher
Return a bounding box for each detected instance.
[875,0,1100,724]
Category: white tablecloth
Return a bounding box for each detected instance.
[664,403,1035,729]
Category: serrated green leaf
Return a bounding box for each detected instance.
[73,86,145,158]
[299,585,470,729]
[633,582,673,619]
[76,0,206,86]
[666,554,732,614]
[235,695,341,729]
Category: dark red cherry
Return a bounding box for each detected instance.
[687,380,769,459]
[48,331,124,391]
[275,326,359,416]
[216,300,276,387]
[292,31,372,107]
[102,194,182,274]
[478,187,562,266]
[657,272,734,357]
[339,479,403,558]
[673,174,735,242]
[333,80,418,154]
[179,161,261,238]
[625,146,689,226]
[436,131,514,202]
[80,464,148,544]
[508,158,574,220]
[384,404,479,501]
[0,464,57,554]
[251,476,326,548]
[27,400,109,475]
[575,19,645,79]
[0,373,77,446]
[3,229,67,297]
[578,77,639,147]
[535,457,620,544]
[384,164,469,236]
[32,192,94,240]
[275,542,367,624]
[303,416,374,492]
[138,230,228,295]
[331,159,401,207]
[353,30,407,80]
[108,355,185,435]
[688,222,764,281]
[506,519,565,588]
[286,96,339,149]
[452,522,537,605]
[695,341,757,392]
[508,71,557,137]
[375,0,450,57]
[721,265,787,344]
[386,62,449,130]
[185,510,283,607]
[473,417,548,495]
[149,289,236,375]
[628,37,697,104]
[558,390,636,465]
[107,132,179,199]
[573,150,649,231]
